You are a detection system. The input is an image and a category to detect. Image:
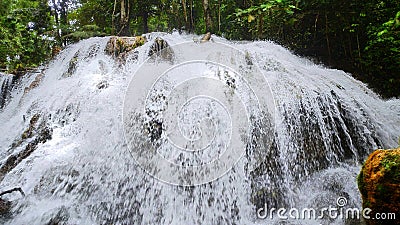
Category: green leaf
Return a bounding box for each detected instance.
[248,14,255,23]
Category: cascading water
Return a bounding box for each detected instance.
[0,73,17,110]
[0,32,399,225]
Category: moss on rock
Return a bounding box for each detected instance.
[358,148,400,225]
[105,36,147,61]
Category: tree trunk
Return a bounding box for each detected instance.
[142,11,149,33]
[258,14,264,39]
[325,13,331,64]
[59,0,68,46]
[202,0,212,32]
[51,0,61,44]
[218,0,221,33]
[182,0,189,31]
[189,0,194,32]
[119,0,131,36]
[111,0,118,35]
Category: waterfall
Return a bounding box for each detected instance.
[0,73,17,110]
[0,33,399,225]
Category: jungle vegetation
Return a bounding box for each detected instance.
[0,0,399,97]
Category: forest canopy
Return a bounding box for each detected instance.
[0,0,399,97]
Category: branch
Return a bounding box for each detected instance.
[0,187,25,197]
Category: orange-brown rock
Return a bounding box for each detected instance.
[24,73,44,94]
[105,36,146,60]
[358,147,400,225]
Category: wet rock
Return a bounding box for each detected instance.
[0,114,52,183]
[96,80,109,89]
[0,73,18,109]
[0,199,11,217]
[200,32,212,43]
[245,51,253,66]
[44,206,70,225]
[0,187,25,198]
[34,168,80,197]
[358,148,400,225]
[84,43,101,60]
[148,37,168,55]
[52,103,80,127]
[105,36,146,61]
[62,51,79,78]
[219,70,236,90]
[20,114,41,140]
[148,37,174,62]
[144,120,163,142]
[0,188,25,219]
[24,73,44,94]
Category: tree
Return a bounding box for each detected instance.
[72,0,113,34]
[362,10,400,97]
[49,0,79,46]
[118,0,131,35]
[0,0,53,72]
[202,0,212,32]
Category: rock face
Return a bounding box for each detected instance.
[0,114,52,183]
[24,72,44,94]
[0,198,11,217]
[105,36,147,60]
[62,51,79,78]
[358,148,400,225]
[147,37,174,62]
[200,32,211,42]
[0,188,24,218]
[0,73,17,109]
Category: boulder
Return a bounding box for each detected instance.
[200,32,211,42]
[358,148,400,224]
[105,36,147,60]
[148,37,174,62]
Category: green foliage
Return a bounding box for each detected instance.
[361,11,400,97]
[230,0,298,39]
[226,0,399,97]
[70,0,113,34]
[0,0,399,98]
[0,0,53,72]
[380,152,400,183]
[63,24,107,42]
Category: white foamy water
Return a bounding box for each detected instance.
[0,32,399,225]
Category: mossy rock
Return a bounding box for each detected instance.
[105,36,147,60]
[358,148,400,225]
